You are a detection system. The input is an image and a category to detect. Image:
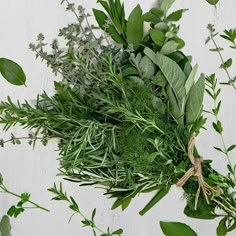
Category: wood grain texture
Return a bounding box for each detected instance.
[0,0,235,235]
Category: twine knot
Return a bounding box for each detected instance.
[177,135,216,210]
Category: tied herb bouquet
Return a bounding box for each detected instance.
[0,0,236,233]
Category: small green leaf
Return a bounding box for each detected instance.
[139,56,155,78]
[160,0,175,13]
[126,5,143,50]
[139,188,169,216]
[150,29,165,46]
[167,9,188,22]
[112,228,123,235]
[160,221,197,236]
[216,217,227,236]
[213,120,223,134]
[0,215,11,236]
[160,40,178,55]
[206,0,219,6]
[220,58,232,69]
[227,145,236,152]
[0,58,26,86]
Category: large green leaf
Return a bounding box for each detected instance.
[126,4,143,49]
[160,40,178,55]
[160,221,197,236]
[144,47,186,108]
[0,58,26,86]
[160,0,175,12]
[185,74,205,125]
[167,9,188,22]
[139,56,155,79]
[139,188,169,216]
[216,217,227,236]
[0,215,11,236]
[166,85,183,125]
[185,64,198,94]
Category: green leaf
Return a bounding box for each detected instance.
[160,221,197,236]
[160,40,179,55]
[227,145,236,152]
[139,56,155,78]
[216,217,227,236]
[206,0,219,6]
[126,5,143,50]
[184,204,216,219]
[139,188,169,216]
[144,48,186,108]
[93,9,125,44]
[0,215,11,236]
[213,120,223,134]
[112,228,123,235]
[167,85,183,124]
[167,9,188,22]
[0,58,26,86]
[185,74,205,125]
[220,58,232,69]
[160,0,175,13]
[150,29,165,46]
[185,64,198,94]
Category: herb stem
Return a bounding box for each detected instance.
[0,185,49,212]
[210,34,236,91]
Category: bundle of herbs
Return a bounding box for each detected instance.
[0,0,235,232]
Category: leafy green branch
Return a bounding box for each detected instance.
[0,175,49,218]
[48,183,123,236]
[205,74,236,183]
[206,24,236,90]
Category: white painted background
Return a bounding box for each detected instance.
[0,0,235,235]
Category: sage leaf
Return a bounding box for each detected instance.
[126,4,143,50]
[216,217,227,236]
[139,188,169,216]
[160,221,197,236]
[144,47,186,108]
[160,40,179,55]
[0,215,11,236]
[139,56,155,78]
[206,0,219,6]
[150,29,165,46]
[185,64,198,94]
[185,74,205,125]
[167,9,188,22]
[0,58,26,86]
[167,85,183,125]
[160,0,175,13]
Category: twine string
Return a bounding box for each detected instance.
[176,136,216,210]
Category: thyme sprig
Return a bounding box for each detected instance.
[48,183,123,236]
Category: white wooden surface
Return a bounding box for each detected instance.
[0,0,236,235]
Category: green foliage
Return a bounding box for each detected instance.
[0,58,26,86]
[0,174,49,218]
[126,4,143,49]
[206,0,219,6]
[48,183,123,236]
[0,215,11,236]
[160,221,197,236]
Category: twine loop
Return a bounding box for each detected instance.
[177,135,216,210]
